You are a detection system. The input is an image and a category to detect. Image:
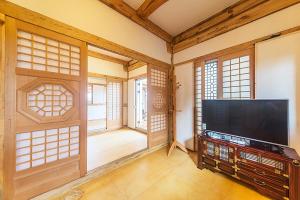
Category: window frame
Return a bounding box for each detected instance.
[193,46,255,149]
[87,83,107,106]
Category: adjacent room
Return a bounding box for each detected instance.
[1,1,300,200]
[87,45,148,171]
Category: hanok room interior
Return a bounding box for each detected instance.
[0,1,300,200]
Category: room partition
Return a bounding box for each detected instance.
[147,65,169,148]
[4,17,87,200]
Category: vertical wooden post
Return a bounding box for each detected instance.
[0,12,5,199]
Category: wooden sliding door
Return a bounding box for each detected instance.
[107,79,122,130]
[147,65,168,148]
[4,17,87,200]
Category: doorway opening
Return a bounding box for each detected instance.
[135,78,147,131]
[87,45,147,171]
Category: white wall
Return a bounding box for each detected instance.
[175,63,194,150]
[174,3,300,64]
[88,56,127,78]
[8,0,171,63]
[256,31,300,153]
[128,65,147,78]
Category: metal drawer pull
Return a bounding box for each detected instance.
[254,179,266,186]
[253,168,266,176]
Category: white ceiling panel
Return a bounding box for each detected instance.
[148,0,240,36]
[123,0,145,9]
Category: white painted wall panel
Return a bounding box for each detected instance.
[88,56,127,78]
[175,63,194,150]
[256,32,300,153]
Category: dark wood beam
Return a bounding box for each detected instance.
[88,50,129,66]
[173,0,300,53]
[98,0,172,42]
[137,0,168,18]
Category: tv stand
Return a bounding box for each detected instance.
[249,140,284,154]
[198,131,300,200]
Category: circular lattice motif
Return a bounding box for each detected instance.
[27,84,73,117]
[153,92,165,109]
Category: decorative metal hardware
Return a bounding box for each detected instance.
[275,169,281,174]
[292,160,300,167]
[254,178,266,186]
[283,185,289,189]
[215,147,220,156]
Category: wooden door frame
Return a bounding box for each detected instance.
[134,76,148,133]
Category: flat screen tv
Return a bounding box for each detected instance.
[202,100,288,145]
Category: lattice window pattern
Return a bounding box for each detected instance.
[195,67,202,134]
[240,152,260,163]
[205,59,218,99]
[16,125,80,171]
[261,157,284,170]
[107,82,121,120]
[207,142,215,156]
[153,92,165,109]
[150,114,166,133]
[150,69,166,88]
[222,55,251,99]
[219,145,229,162]
[17,30,80,76]
[27,83,73,117]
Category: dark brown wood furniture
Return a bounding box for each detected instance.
[198,132,300,200]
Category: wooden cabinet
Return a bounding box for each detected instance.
[198,134,300,200]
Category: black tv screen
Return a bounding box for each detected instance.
[202,100,288,145]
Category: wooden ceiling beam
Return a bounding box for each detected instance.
[173,0,300,53]
[173,0,267,44]
[137,0,168,18]
[128,60,147,71]
[99,0,172,42]
[88,50,129,66]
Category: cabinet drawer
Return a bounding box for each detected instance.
[237,170,289,199]
[237,161,289,186]
[237,149,287,174]
[218,163,235,175]
[202,156,216,168]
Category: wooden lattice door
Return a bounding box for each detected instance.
[4,18,87,200]
[106,79,122,130]
[147,65,168,148]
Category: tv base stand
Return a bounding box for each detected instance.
[198,133,300,200]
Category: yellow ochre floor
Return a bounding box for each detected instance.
[53,148,269,200]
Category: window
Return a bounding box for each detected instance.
[194,48,254,135]
[88,83,106,105]
[222,55,251,99]
[107,81,121,121]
